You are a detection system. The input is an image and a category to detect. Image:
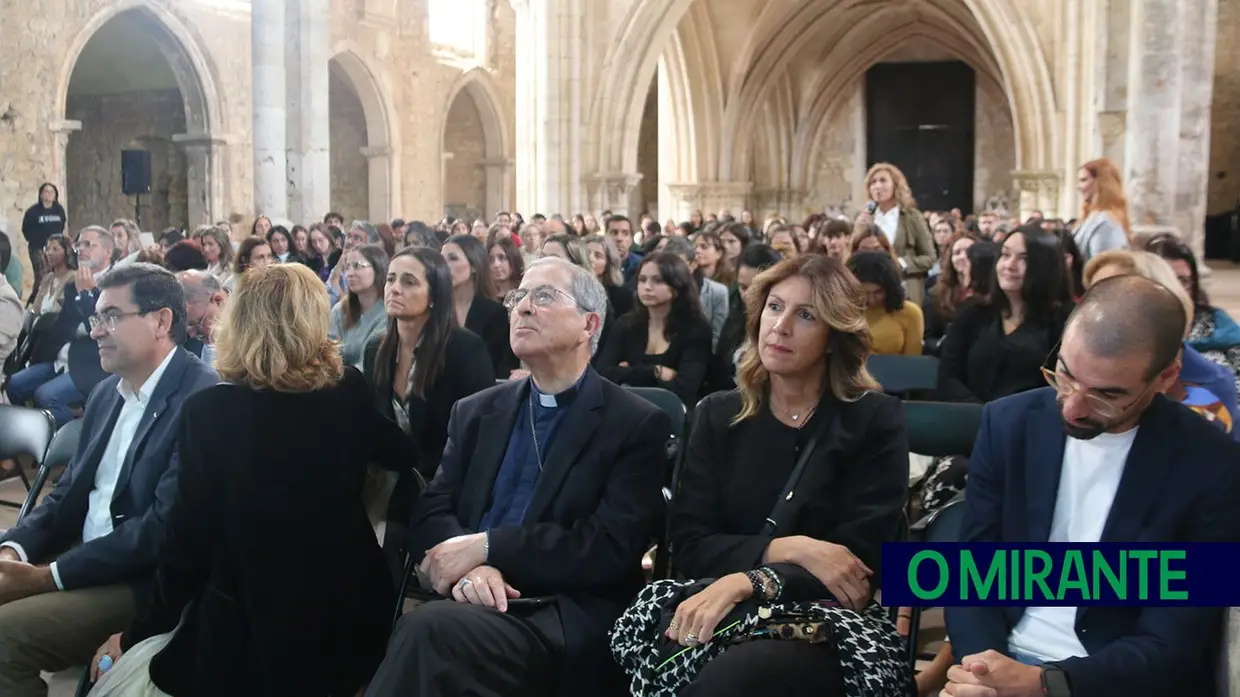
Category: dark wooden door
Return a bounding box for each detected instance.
[866,61,975,213]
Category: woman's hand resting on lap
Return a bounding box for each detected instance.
[666,573,753,646]
[766,536,873,611]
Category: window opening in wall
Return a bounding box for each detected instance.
[428,0,488,62]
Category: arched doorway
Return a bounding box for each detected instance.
[61,6,217,232]
[635,81,659,218]
[442,70,510,221]
[329,50,395,223]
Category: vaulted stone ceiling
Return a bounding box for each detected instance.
[67,12,180,96]
[661,0,1010,187]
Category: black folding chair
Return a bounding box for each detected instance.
[624,387,688,581]
[868,354,940,397]
[18,418,83,523]
[904,493,968,673]
[0,405,56,512]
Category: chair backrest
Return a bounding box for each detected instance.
[902,400,983,457]
[625,386,688,460]
[0,405,55,465]
[922,494,968,543]
[44,418,84,470]
[867,354,940,394]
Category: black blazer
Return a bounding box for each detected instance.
[1,347,217,592]
[670,389,908,592]
[361,327,497,479]
[947,388,1240,697]
[937,301,1072,403]
[465,296,517,376]
[595,312,713,407]
[123,368,419,697]
[411,368,670,697]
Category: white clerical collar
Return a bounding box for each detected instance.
[538,392,558,408]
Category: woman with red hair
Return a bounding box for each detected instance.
[1073,157,1131,263]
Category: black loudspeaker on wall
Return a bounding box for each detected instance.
[121,149,152,196]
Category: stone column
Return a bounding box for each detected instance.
[361,146,393,222]
[585,173,642,217]
[510,0,584,215]
[1123,0,1183,230]
[252,0,289,220]
[753,189,809,220]
[286,0,331,225]
[1172,0,1218,257]
[49,120,82,208]
[1121,0,1218,262]
[173,133,227,227]
[1012,170,1063,220]
[666,182,753,222]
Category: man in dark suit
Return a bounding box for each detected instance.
[176,269,227,363]
[366,256,671,697]
[944,276,1240,697]
[6,225,115,426]
[0,263,217,696]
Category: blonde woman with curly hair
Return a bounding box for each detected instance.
[853,162,937,304]
[615,254,911,697]
[1074,157,1131,263]
[89,263,416,697]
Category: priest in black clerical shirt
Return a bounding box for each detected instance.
[366,256,671,697]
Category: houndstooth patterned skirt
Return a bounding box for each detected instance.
[610,579,912,697]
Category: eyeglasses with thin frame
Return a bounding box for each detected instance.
[503,285,580,312]
[89,310,149,333]
[1040,339,1167,421]
[343,261,372,271]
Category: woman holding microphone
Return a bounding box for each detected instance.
[852,163,936,304]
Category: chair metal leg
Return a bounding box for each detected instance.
[906,606,924,675]
[0,462,34,510]
[392,550,416,627]
[16,462,52,523]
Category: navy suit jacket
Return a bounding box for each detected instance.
[946,388,1240,697]
[1,347,218,593]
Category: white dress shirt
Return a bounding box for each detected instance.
[2,347,177,589]
[874,205,900,243]
[1008,427,1137,661]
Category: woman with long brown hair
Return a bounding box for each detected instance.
[1073,157,1131,263]
[612,254,910,697]
[852,162,936,304]
[924,231,980,353]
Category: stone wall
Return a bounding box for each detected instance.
[1209,0,1240,214]
[975,76,1017,215]
[65,88,188,232]
[328,68,370,221]
[443,93,487,221]
[810,81,865,217]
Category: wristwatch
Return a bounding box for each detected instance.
[1041,665,1071,697]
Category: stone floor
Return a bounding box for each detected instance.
[0,261,1236,697]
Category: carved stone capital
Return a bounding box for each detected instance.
[1011,170,1061,194]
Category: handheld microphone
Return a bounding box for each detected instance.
[866,201,878,215]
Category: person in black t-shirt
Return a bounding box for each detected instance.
[21,183,67,294]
